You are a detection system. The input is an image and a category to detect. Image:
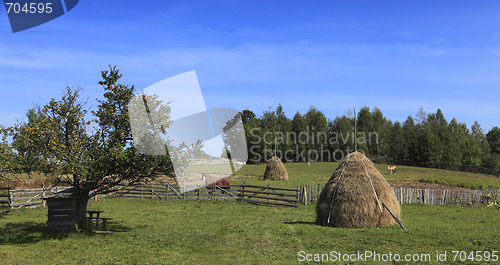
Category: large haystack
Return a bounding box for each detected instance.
[316,152,401,227]
[263,156,288,181]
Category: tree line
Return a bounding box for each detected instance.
[240,104,500,172]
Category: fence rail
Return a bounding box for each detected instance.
[297,184,500,205]
[102,183,299,207]
[110,183,242,201]
[8,186,72,208]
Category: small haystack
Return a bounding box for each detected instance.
[316,152,402,227]
[263,156,288,181]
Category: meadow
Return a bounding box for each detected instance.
[3,162,499,191]
[0,198,499,264]
[1,163,499,264]
[232,162,500,190]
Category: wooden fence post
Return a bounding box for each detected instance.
[141,183,143,199]
[42,183,46,207]
[267,183,270,202]
[8,181,12,208]
[303,185,308,206]
[240,182,245,201]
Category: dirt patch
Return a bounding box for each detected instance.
[388,180,469,191]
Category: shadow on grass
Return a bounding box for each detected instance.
[99,222,132,233]
[0,222,72,245]
[284,221,316,225]
[0,209,9,220]
[0,221,132,245]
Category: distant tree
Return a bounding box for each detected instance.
[484,126,500,170]
[402,115,418,164]
[275,104,292,160]
[242,114,262,163]
[469,121,490,163]
[240,109,256,125]
[355,107,373,153]
[426,109,452,166]
[221,113,247,163]
[386,121,404,163]
[487,126,500,154]
[304,106,328,161]
[328,115,354,161]
[416,106,427,125]
[260,107,278,159]
[291,111,307,162]
[447,118,467,167]
[371,107,389,156]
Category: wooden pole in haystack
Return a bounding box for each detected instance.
[354,107,357,152]
[382,202,406,229]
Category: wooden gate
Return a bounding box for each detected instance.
[239,184,298,207]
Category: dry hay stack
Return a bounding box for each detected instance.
[263,156,288,181]
[316,152,401,227]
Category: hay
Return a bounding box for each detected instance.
[316,152,401,227]
[263,156,289,181]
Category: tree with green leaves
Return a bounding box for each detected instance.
[291,111,307,162]
[386,121,404,163]
[487,126,500,154]
[0,126,17,178]
[240,109,256,125]
[239,110,261,163]
[11,66,173,231]
[260,107,278,159]
[303,106,328,161]
[401,115,417,164]
[328,115,354,161]
[275,104,292,160]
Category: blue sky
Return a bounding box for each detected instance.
[1,0,500,131]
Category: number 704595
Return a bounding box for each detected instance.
[5,2,53,14]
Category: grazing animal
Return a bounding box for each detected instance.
[388,166,397,175]
[202,174,230,199]
[235,161,246,167]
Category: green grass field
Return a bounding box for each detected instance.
[0,198,499,264]
[1,162,499,264]
[3,161,499,190]
[232,162,500,190]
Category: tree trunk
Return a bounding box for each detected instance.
[75,195,89,231]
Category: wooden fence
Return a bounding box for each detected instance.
[239,184,298,207]
[0,187,9,207]
[1,186,72,208]
[297,184,500,205]
[111,183,298,207]
[111,183,241,201]
[3,182,497,208]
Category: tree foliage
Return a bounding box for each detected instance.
[9,66,173,230]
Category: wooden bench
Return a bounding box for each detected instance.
[87,210,112,232]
